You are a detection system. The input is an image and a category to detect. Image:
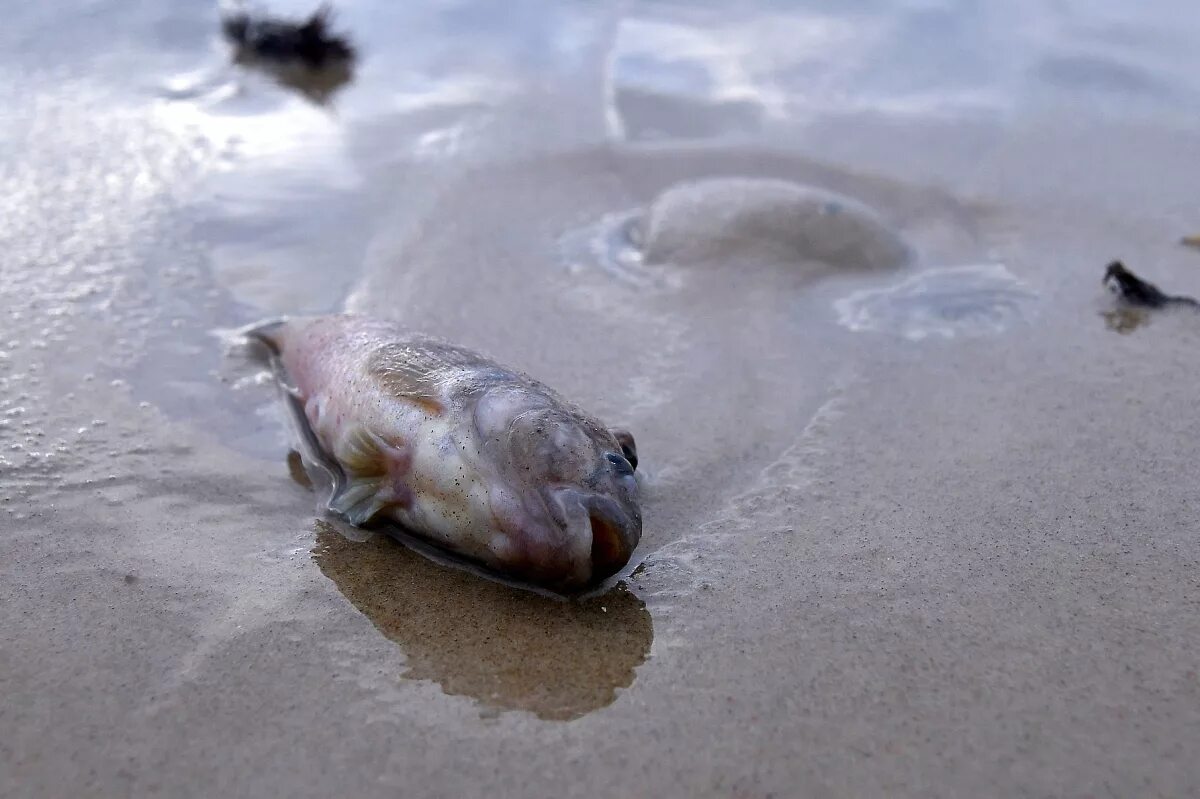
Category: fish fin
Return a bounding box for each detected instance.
[337,427,392,476]
[327,426,414,526]
[241,317,290,354]
[367,344,449,417]
[327,476,388,526]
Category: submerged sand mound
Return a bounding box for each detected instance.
[635,177,911,271]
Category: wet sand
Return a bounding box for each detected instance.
[3,1,1200,797]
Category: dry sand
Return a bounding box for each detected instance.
[2,1,1200,797]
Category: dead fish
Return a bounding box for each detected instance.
[1103,260,1199,309]
[250,315,642,591]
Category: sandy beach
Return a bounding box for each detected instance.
[3,1,1200,796]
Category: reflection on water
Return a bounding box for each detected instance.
[311,521,653,721]
[230,49,355,106]
[1101,306,1151,334]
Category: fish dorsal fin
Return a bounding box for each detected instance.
[367,340,492,416]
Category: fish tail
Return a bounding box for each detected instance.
[240,317,290,354]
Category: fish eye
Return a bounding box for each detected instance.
[605,451,635,477]
[612,429,638,471]
[619,443,638,470]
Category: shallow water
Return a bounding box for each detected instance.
[4,1,1200,796]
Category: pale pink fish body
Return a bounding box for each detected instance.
[254,314,641,590]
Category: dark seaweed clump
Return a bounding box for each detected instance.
[1103,261,1199,309]
[222,5,355,67]
[221,4,356,102]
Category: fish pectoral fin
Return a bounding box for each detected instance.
[327,476,388,526]
[329,426,414,526]
[337,427,393,476]
[338,426,414,482]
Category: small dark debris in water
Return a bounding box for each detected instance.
[123,574,138,585]
[222,4,354,67]
[221,4,356,103]
[1180,234,1200,250]
[1103,261,1199,309]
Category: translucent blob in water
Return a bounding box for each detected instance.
[558,209,657,286]
[835,264,1037,340]
[561,177,910,284]
[638,177,911,270]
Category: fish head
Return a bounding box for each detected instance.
[474,387,642,590]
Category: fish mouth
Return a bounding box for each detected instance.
[490,487,640,590]
[544,489,639,585]
[528,484,638,585]
[585,497,638,582]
